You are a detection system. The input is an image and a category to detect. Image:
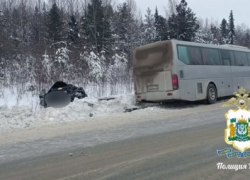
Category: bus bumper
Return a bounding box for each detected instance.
[136,90,180,102]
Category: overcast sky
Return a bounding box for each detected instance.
[122,0,250,27]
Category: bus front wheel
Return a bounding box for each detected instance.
[207,84,217,104]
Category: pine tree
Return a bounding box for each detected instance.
[0,9,6,53]
[47,3,64,43]
[112,2,140,68]
[68,15,79,45]
[86,0,103,51]
[220,18,229,44]
[31,6,42,44]
[82,0,112,53]
[243,31,250,47]
[102,4,113,54]
[113,2,134,52]
[141,8,155,44]
[79,14,89,48]
[154,8,160,41]
[168,0,199,41]
[115,3,131,42]
[228,10,235,44]
[11,8,22,43]
[154,7,168,41]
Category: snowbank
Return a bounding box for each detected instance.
[0,95,142,132]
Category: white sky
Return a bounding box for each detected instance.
[121,0,250,27]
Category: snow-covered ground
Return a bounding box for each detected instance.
[0,88,38,109]
[0,88,227,148]
[0,86,225,135]
[0,94,122,131]
[0,91,172,133]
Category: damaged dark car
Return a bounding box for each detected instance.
[39,81,87,108]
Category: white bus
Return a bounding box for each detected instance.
[133,39,250,103]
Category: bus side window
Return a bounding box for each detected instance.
[230,51,235,66]
[248,53,250,66]
[201,48,222,65]
[220,50,231,66]
[177,45,190,64]
[187,46,203,65]
[234,51,248,66]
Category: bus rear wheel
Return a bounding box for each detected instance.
[207,83,217,104]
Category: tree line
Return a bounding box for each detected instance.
[0,0,249,95]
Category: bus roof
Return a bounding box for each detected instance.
[135,40,171,51]
[135,39,250,53]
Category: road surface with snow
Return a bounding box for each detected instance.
[0,98,248,179]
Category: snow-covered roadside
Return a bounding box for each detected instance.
[0,93,181,146]
[0,91,227,134]
[0,95,120,131]
[0,85,226,146]
[0,100,225,147]
[0,88,38,109]
[0,94,171,133]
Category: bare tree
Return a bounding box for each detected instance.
[166,0,177,18]
[126,0,137,16]
[0,0,15,11]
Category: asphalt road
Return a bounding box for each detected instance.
[1,102,250,180]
